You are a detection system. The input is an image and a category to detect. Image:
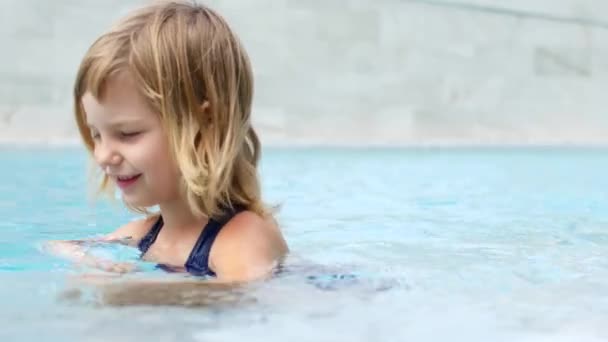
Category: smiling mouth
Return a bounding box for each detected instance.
[115,174,142,189]
[117,175,139,181]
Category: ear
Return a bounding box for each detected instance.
[200,100,212,125]
[200,100,210,113]
[194,101,211,147]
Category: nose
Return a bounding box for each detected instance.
[94,139,123,171]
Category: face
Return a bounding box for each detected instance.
[82,72,181,208]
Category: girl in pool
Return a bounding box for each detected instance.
[47,0,288,283]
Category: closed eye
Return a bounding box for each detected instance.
[120,131,141,138]
[90,130,101,141]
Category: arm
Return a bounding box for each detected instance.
[59,213,287,306]
[43,239,135,273]
[209,211,289,282]
[43,216,155,274]
[84,276,249,306]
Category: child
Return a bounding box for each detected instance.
[46,0,288,283]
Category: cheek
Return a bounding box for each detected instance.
[141,135,180,191]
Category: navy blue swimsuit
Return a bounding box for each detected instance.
[137,207,243,277]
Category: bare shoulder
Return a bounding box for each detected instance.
[105,215,159,246]
[209,211,289,281]
[215,211,289,257]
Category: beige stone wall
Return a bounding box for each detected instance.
[1,0,606,145]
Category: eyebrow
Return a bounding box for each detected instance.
[86,119,145,129]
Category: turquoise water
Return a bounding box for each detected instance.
[1,146,608,341]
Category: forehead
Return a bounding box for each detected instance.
[82,72,156,126]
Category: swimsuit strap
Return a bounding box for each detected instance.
[137,206,244,276]
[185,206,244,276]
[137,216,163,254]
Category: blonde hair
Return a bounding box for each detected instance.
[74,0,268,220]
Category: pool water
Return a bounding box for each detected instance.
[1,146,607,341]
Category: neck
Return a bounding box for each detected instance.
[157,197,208,235]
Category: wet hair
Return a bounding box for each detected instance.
[74,1,267,219]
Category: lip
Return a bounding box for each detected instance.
[115,174,142,189]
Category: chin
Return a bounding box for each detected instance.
[122,195,157,209]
